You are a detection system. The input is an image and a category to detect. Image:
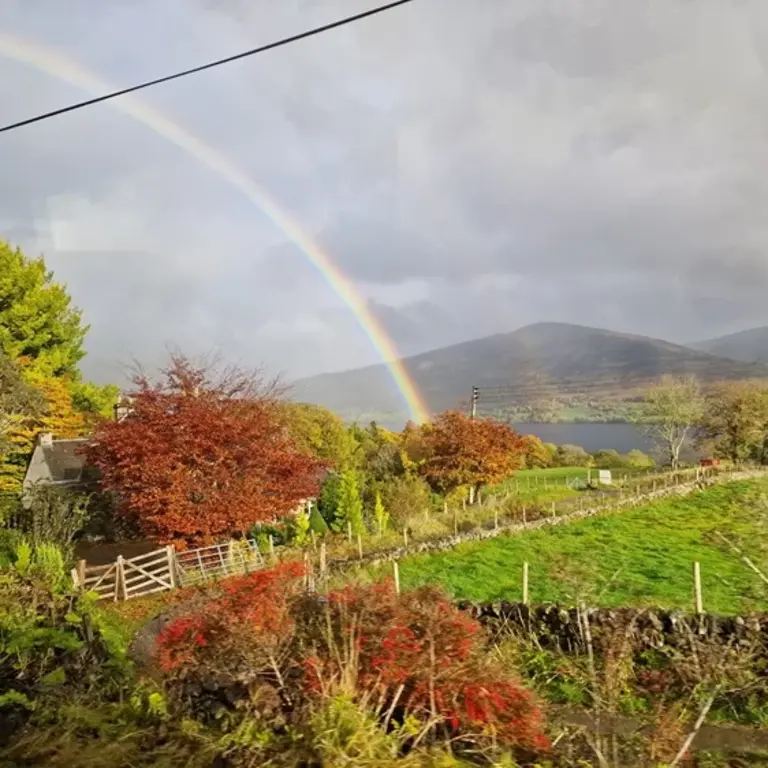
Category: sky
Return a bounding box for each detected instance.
[2,0,768,387]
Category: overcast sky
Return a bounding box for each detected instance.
[2,0,768,386]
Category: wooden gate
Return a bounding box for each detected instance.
[73,539,267,601]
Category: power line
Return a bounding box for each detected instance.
[0,0,417,135]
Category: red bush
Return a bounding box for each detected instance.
[306,580,549,752]
[155,570,549,753]
[155,560,305,675]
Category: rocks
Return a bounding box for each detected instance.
[456,600,768,657]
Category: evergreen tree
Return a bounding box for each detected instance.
[308,503,330,536]
[0,241,88,378]
[333,470,364,536]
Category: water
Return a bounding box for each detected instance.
[512,422,654,454]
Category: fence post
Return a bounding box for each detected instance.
[166,546,177,589]
[76,559,86,588]
[393,560,400,594]
[693,561,703,614]
[303,551,310,589]
[522,505,527,525]
[522,561,529,605]
[269,535,276,561]
[550,501,556,518]
[115,555,125,602]
[347,520,352,543]
[453,508,459,535]
[319,542,327,581]
[357,534,363,560]
[403,528,409,547]
[494,508,499,530]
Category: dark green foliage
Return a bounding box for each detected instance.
[318,473,341,526]
[9,485,89,549]
[308,505,329,536]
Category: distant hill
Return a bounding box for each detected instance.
[688,326,768,363]
[293,322,768,422]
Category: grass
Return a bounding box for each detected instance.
[369,478,768,615]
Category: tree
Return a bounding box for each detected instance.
[0,375,89,493]
[626,449,655,469]
[551,444,591,468]
[419,411,525,499]
[0,352,42,457]
[280,402,359,470]
[0,243,119,494]
[591,449,627,469]
[379,474,432,524]
[519,434,551,469]
[373,491,389,535]
[0,241,88,378]
[333,470,364,536]
[85,355,325,544]
[699,381,768,464]
[639,375,705,470]
[349,422,403,483]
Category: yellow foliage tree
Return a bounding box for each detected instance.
[0,374,88,493]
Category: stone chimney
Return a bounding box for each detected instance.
[39,432,54,447]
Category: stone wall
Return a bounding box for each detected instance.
[456,600,768,656]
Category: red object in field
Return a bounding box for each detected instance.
[699,458,720,467]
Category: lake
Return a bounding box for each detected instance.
[512,422,654,454]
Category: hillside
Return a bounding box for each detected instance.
[293,322,768,422]
[689,326,768,363]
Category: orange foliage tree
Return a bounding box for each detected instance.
[85,355,324,544]
[419,410,524,497]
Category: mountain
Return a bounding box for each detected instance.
[688,327,768,363]
[293,322,768,421]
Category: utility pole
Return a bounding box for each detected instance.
[470,386,478,420]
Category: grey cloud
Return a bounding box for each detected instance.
[2,0,768,390]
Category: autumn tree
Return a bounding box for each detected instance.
[280,401,359,470]
[639,375,705,470]
[0,242,118,491]
[699,381,768,463]
[519,433,552,469]
[419,411,525,501]
[86,355,325,544]
[0,352,42,457]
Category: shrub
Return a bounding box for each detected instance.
[380,474,432,524]
[156,569,549,759]
[155,560,306,681]
[553,444,591,467]
[626,449,655,469]
[305,582,549,754]
[8,484,88,550]
[591,449,628,469]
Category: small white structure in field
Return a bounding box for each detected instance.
[598,469,613,485]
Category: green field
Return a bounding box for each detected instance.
[388,479,768,614]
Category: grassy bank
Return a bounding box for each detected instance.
[371,478,768,614]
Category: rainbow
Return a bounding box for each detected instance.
[0,31,430,424]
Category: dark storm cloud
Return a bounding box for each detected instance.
[2,0,768,384]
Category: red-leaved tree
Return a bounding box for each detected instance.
[419,410,525,498]
[86,355,324,544]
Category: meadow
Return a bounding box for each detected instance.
[371,478,768,615]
